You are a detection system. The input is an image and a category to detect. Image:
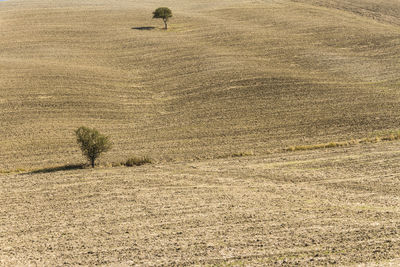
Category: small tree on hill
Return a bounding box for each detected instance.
[75,126,112,168]
[153,7,172,29]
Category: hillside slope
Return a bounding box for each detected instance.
[1,0,399,168]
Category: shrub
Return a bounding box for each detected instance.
[125,156,152,167]
[75,126,112,168]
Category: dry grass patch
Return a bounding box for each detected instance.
[286,130,400,152]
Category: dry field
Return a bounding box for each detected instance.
[1,0,400,169]
[1,142,400,265]
[1,0,400,265]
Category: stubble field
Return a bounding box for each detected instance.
[1,0,400,265]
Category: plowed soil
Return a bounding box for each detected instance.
[1,0,400,169]
[1,0,400,265]
[1,142,400,265]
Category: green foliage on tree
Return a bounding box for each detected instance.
[153,7,172,29]
[75,126,112,168]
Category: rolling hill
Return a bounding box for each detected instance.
[1,1,400,265]
[1,0,400,169]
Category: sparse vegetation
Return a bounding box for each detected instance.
[286,130,400,152]
[0,168,27,174]
[124,156,152,167]
[153,7,172,29]
[75,126,112,168]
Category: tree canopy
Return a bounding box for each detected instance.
[75,126,112,168]
[153,7,172,29]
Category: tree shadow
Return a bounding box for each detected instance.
[26,164,85,175]
[131,26,155,31]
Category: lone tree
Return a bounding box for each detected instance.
[153,7,172,29]
[75,126,112,168]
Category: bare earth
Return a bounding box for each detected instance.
[0,143,400,266]
[1,0,400,169]
[1,141,400,266]
[1,0,400,266]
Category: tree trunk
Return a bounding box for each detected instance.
[91,158,95,168]
[163,19,168,29]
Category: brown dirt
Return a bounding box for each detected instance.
[1,0,400,169]
[1,0,400,265]
[1,141,400,266]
